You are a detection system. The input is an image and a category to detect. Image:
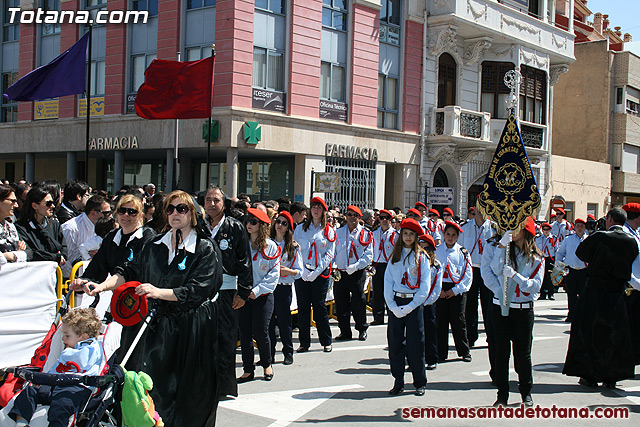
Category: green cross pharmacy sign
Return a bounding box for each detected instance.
[244,121,261,145]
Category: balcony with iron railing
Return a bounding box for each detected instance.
[429,106,492,144]
[489,118,547,152]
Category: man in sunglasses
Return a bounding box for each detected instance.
[201,186,253,399]
[61,195,112,277]
[333,205,374,341]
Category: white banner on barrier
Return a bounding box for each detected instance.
[0,261,58,368]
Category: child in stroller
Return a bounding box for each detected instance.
[8,308,105,427]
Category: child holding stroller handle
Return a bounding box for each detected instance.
[8,308,105,427]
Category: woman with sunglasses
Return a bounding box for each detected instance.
[0,184,29,265]
[238,208,281,382]
[419,233,443,371]
[268,211,302,366]
[81,190,222,427]
[292,196,336,353]
[71,194,156,288]
[16,186,67,265]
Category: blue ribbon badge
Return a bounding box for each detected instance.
[127,248,134,262]
[178,255,188,271]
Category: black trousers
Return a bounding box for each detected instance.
[334,268,369,335]
[565,268,587,321]
[269,284,294,360]
[491,303,534,399]
[436,287,470,360]
[465,267,484,346]
[423,303,438,365]
[388,297,426,388]
[239,293,274,372]
[216,289,239,396]
[295,275,332,347]
[540,256,555,297]
[371,263,388,323]
[9,384,91,427]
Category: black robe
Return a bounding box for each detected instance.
[563,226,639,383]
[15,218,67,264]
[114,231,223,427]
[80,226,156,283]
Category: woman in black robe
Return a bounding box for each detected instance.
[82,190,222,426]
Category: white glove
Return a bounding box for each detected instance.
[499,231,512,247]
[399,305,413,316]
[307,269,320,282]
[346,264,357,275]
[503,265,516,279]
[301,270,311,282]
[390,306,404,318]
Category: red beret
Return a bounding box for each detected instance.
[111,281,148,326]
[553,207,566,215]
[247,207,271,224]
[419,233,436,249]
[622,203,640,213]
[400,218,424,236]
[468,207,475,213]
[523,217,536,236]
[310,196,328,211]
[276,211,294,230]
[347,205,363,217]
[574,218,586,225]
[587,214,596,221]
[379,209,394,218]
[541,222,552,229]
[407,208,422,217]
[443,207,454,216]
[550,213,557,218]
[415,202,428,210]
[428,209,440,217]
[443,220,463,234]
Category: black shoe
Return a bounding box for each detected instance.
[237,372,254,383]
[371,319,385,326]
[388,385,404,396]
[426,363,437,371]
[462,354,472,363]
[579,377,598,387]
[604,382,617,389]
[522,394,533,407]
[548,295,555,300]
[296,346,309,353]
[538,295,546,300]
[323,345,333,353]
[335,334,353,341]
[358,330,368,341]
[263,366,274,381]
[493,395,508,407]
[283,356,294,365]
[414,386,426,396]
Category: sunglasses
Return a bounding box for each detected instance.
[379,215,391,220]
[428,213,437,217]
[275,219,289,227]
[246,218,259,226]
[165,204,190,215]
[97,210,112,216]
[117,207,139,216]
[346,212,359,217]
[42,200,55,208]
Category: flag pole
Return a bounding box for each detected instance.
[84,24,92,182]
[205,44,215,189]
[173,51,180,192]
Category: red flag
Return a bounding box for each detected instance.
[135,57,214,119]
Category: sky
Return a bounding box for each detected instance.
[582,0,640,55]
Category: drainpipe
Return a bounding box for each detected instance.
[419,8,428,203]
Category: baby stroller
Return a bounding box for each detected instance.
[0,285,156,427]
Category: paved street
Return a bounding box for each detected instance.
[218,291,639,426]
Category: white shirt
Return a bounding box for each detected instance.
[623,222,640,290]
[461,219,492,267]
[293,222,336,279]
[485,246,544,304]
[333,224,373,270]
[383,248,432,313]
[154,228,198,265]
[420,218,442,242]
[62,212,96,276]
[551,219,572,245]
[372,225,396,264]
[424,260,443,306]
[275,239,303,284]
[555,233,588,270]
[435,242,472,295]
[250,239,281,297]
[535,233,557,259]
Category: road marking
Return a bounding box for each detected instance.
[331,344,386,352]
[532,336,564,342]
[219,384,364,426]
[612,385,640,405]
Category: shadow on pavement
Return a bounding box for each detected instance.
[303,408,409,423]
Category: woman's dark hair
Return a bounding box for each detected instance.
[19,186,51,224]
[248,214,270,252]
[0,183,12,201]
[270,215,296,260]
[509,231,542,268]
[62,180,90,204]
[37,180,61,206]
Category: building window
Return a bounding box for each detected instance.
[253,2,285,93]
[379,0,400,44]
[41,0,60,35]
[321,62,345,102]
[253,48,283,91]
[256,0,283,14]
[587,203,598,219]
[131,53,156,92]
[85,0,107,26]
[322,0,347,31]
[187,0,216,9]
[326,156,376,211]
[481,62,515,119]
[132,0,158,16]
[378,75,398,129]
[519,65,546,124]
[3,0,20,41]
[1,72,18,122]
[90,60,105,96]
[437,53,457,108]
[626,87,640,117]
[186,46,213,61]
